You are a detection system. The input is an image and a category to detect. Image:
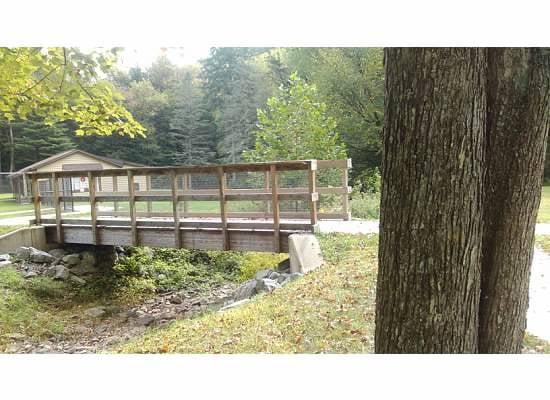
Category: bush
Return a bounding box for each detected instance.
[350,192,380,220]
[237,252,288,283]
[352,168,381,194]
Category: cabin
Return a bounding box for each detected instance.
[10,149,146,204]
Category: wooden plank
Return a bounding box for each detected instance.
[88,172,98,245]
[270,164,280,252]
[342,165,351,221]
[217,166,229,250]
[308,166,318,226]
[30,160,316,179]
[112,176,119,212]
[51,172,63,243]
[31,175,41,225]
[146,175,152,213]
[39,218,313,231]
[127,170,138,246]
[182,173,189,215]
[170,171,181,248]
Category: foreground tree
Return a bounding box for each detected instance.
[375,48,550,353]
[479,48,550,353]
[375,48,486,353]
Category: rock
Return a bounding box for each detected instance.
[29,248,55,264]
[69,275,87,285]
[48,248,66,259]
[277,258,291,273]
[62,254,81,266]
[256,278,281,294]
[170,295,183,304]
[219,298,251,311]
[70,262,98,276]
[79,251,96,270]
[23,271,38,279]
[44,265,58,277]
[84,306,106,318]
[277,274,289,284]
[280,272,303,286]
[53,265,70,280]
[268,271,280,280]
[135,315,155,326]
[0,254,11,268]
[233,279,257,301]
[15,247,32,261]
[288,234,324,274]
[255,269,275,280]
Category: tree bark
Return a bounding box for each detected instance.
[479,48,550,353]
[375,48,486,353]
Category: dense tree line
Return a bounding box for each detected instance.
[0,48,384,183]
[1,47,548,186]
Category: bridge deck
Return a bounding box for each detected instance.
[27,159,351,253]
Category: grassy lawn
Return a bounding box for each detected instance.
[538,186,550,223]
[0,193,35,215]
[0,225,24,236]
[113,234,378,353]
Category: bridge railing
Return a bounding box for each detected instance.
[27,159,351,252]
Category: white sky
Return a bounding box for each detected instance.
[116,46,212,70]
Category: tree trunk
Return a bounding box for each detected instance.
[479,48,550,353]
[8,121,15,172]
[375,48,486,353]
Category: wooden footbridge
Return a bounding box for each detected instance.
[28,159,351,253]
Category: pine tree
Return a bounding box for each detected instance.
[169,74,216,165]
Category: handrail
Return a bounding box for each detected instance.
[27,159,352,252]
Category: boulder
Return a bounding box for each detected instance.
[53,265,70,280]
[79,251,96,269]
[44,265,58,278]
[233,279,258,301]
[15,247,32,261]
[28,247,55,264]
[84,306,106,318]
[48,248,66,259]
[62,254,81,266]
[255,269,275,280]
[288,234,324,274]
[256,278,281,294]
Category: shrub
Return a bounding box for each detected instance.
[237,252,288,283]
[350,192,380,220]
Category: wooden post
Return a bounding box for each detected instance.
[217,167,229,250]
[342,164,350,220]
[52,172,63,243]
[264,170,271,216]
[88,172,98,245]
[308,161,318,227]
[170,171,181,248]
[112,176,119,213]
[182,173,189,215]
[31,175,41,225]
[270,164,280,253]
[127,170,138,246]
[146,175,152,215]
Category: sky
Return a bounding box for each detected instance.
[116,46,212,70]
